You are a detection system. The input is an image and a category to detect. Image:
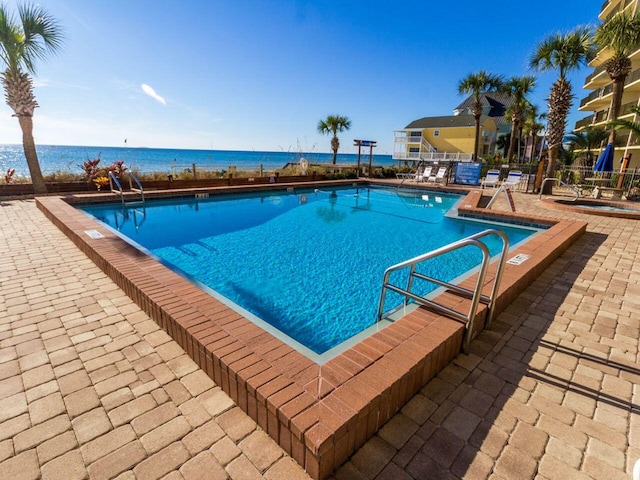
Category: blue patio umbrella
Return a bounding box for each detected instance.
[594,142,614,172]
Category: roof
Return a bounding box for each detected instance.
[404,114,494,129]
[454,92,515,128]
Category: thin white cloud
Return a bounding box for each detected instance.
[141,84,166,105]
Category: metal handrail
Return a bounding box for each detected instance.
[128,172,145,203]
[539,178,580,201]
[377,229,510,353]
[109,171,125,205]
[109,171,145,205]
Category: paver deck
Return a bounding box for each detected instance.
[0,191,638,479]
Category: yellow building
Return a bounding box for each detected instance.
[576,0,640,168]
[393,114,498,162]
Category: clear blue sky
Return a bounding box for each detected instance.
[0,0,602,155]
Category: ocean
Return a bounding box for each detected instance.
[0,144,395,178]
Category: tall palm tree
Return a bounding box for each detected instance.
[504,76,536,161]
[595,11,640,145]
[565,126,609,167]
[457,71,504,161]
[0,3,63,195]
[317,115,351,164]
[530,26,596,187]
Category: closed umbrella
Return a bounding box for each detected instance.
[594,142,614,172]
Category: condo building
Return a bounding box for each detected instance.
[576,0,640,168]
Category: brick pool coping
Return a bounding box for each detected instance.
[36,181,587,479]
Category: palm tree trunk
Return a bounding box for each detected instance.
[18,115,47,194]
[507,122,517,161]
[543,78,572,194]
[473,116,481,161]
[331,135,339,164]
[517,127,524,161]
[607,78,626,144]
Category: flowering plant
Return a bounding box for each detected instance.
[5,168,15,184]
[92,176,109,191]
[79,156,127,190]
[79,156,102,180]
[107,160,127,178]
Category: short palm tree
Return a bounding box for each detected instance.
[504,76,536,161]
[457,71,504,161]
[609,104,640,136]
[530,26,596,186]
[317,115,351,165]
[595,11,640,144]
[565,126,609,167]
[0,3,63,194]
[523,106,545,161]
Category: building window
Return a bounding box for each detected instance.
[409,147,420,153]
[433,130,440,137]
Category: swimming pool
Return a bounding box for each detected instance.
[80,185,540,357]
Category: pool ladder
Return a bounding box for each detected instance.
[539,177,580,201]
[377,229,509,353]
[109,171,145,205]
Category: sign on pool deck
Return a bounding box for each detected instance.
[454,162,482,185]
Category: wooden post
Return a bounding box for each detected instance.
[617,153,631,189]
[368,145,373,178]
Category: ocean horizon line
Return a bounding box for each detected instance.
[1,143,392,157]
[0,144,396,177]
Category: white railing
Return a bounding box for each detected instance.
[393,151,474,162]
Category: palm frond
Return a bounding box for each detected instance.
[595,11,640,58]
[530,25,596,79]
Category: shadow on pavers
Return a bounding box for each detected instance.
[331,231,621,479]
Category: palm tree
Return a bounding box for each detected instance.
[504,76,536,161]
[609,104,640,136]
[523,105,545,161]
[595,11,640,145]
[0,3,63,194]
[457,71,504,161]
[530,26,596,187]
[565,126,608,167]
[317,115,351,164]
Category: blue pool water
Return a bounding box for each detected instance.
[80,186,539,356]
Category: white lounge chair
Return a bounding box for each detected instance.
[396,165,430,182]
[427,167,447,184]
[417,166,432,182]
[481,170,500,189]
[503,170,523,188]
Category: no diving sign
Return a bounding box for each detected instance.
[507,253,530,265]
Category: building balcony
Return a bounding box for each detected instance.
[583,65,609,89]
[574,101,639,131]
[601,0,634,21]
[574,115,595,130]
[580,67,640,109]
[600,0,616,19]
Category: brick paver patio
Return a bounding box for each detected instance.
[0,193,638,479]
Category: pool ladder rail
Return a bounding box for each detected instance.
[109,171,145,205]
[377,229,509,353]
[539,177,580,201]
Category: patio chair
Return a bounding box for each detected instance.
[426,167,447,184]
[503,170,523,188]
[517,173,530,191]
[417,166,432,182]
[481,170,500,189]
